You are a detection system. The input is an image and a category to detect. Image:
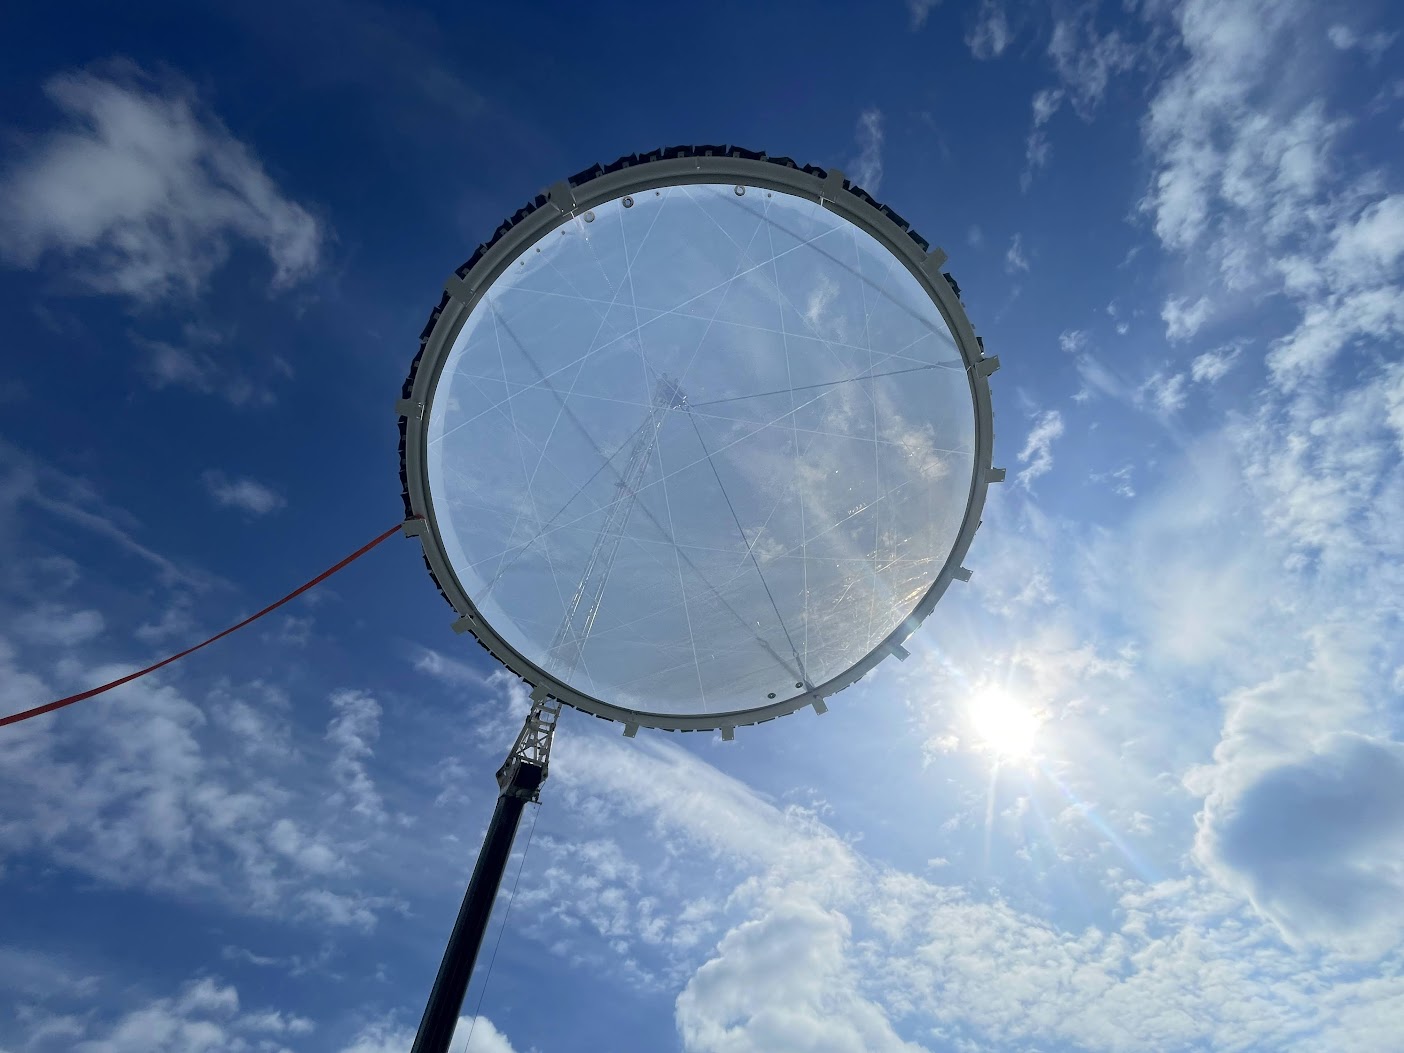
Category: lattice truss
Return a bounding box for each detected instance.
[425,183,976,716]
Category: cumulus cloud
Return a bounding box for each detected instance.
[1161,295,1212,341]
[0,633,392,926]
[201,471,285,515]
[849,109,884,194]
[0,63,321,302]
[546,728,1404,1053]
[1015,409,1063,488]
[677,894,926,1053]
[10,976,312,1053]
[1139,0,1404,394]
[1198,731,1404,957]
[338,1015,518,1053]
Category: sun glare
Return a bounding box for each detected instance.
[968,688,1042,761]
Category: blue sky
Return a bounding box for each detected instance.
[1,0,1403,1051]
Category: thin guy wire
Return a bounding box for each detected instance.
[494,311,806,685]
[684,403,808,686]
[428,215,855,451]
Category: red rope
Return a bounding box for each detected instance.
[0,521,409,730]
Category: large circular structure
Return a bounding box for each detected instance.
[398,146,1001,733]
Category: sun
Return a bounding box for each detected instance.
[967,687,1042,761]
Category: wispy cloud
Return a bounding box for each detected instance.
[966,0,1012,59]
[1015,409,1064,488]
[849,109,884,194]
[202,470,286,515]
[1,440,212,589]
[1004,233,1030,274]
[1058,328,1089,354]
[138,334,276,409]
[1327,22,1396,59]
[15,603,104,646]
[410,645,488,689]
[0,63,322,302]
[1021,89,1063,191]
[906,0,941,32]
[1190,343,1244,383]
[1047,7,1137,117]
[326,689,385,823]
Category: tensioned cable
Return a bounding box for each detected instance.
[683,405,808,687]
[686,362,959,408]
[493,310,806,686]
[0,521,408,729]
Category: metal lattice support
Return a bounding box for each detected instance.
[496,687,561,798]
[545,378,684,681]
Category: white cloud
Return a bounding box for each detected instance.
[0,631,396,926]
[802,273,840,330]
[1020,89,1065,190]
[2,976,311,1053]
[1048,7,1137,117]
[906,0,941,32]
[1058,328,1089,354]
[411,645,488,689]
[1139,371,1188,415]
[1161,295,1211,341]
[1003,233,1029,274]
[677,894,926,1053]
[966,0,1012,60]
[1327,23,1396,59]
[1190,344,1243,383]
[1197,731,1404,957]
[1032,87,1063,126]
[201,471,285,515]
[1015,409,1063,488]
[338,1015,518,1053]
[15,603,104,646]
[546,723,1404,1053]
[1137,0,1404,397]
[849,109,884,194]
[1,440,208,588]
[326,689,385,822]
[138,338,274,409]
[0,64,321,302]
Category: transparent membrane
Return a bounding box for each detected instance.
[426,184,975,716]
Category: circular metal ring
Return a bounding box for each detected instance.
[398,145,1000,733]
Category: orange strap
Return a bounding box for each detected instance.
[1,520,409,729]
